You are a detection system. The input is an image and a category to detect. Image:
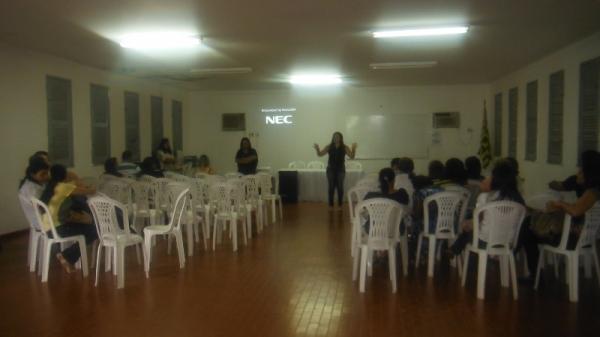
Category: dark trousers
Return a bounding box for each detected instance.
[327,169,345,207]
[450,232,487,255]
[48,223,98,264]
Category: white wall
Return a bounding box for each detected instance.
[0,44,188,234]
[186,85,490,175]
[490,32,600,197]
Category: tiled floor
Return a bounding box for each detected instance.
[0,203,599,337]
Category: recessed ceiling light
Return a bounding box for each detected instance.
[370,61,438,69]
[372,26,469,38]
[289,74,343,86]
[119,33,201,50]
[190,67,252,75]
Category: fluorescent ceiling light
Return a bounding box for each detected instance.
[370,61,438,69]
[373,26,469,38]
[119,33,200,50]
[190,67,252,75]
[289,74,343,86]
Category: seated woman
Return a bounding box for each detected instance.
[40,164,98,273]
[18,157,50,229]
[155,138,176,171]
[519,150,600,281]
[137,157,165,178]
[104,157,123,178]
[196,154,215,175]
[362,168,409,232]
[449,159,525,256]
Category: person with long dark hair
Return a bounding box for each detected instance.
[156,138,175,170]
[137,157,164,178]
[235,137,258,175]
[465,156,485,184]
[449,159,525,256]
[362,168,409,232]
[18,157,50,230]
[39,164,97,273]
[197,154,215,175]
[314,132,357,209]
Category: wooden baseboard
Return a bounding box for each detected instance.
[0,228,29,240]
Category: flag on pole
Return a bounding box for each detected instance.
[478,100,492,169]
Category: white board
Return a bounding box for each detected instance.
[344,114,429,159]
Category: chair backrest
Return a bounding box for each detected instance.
[241,175,261,200]
[209,182,235,214]
[348,186,378,220]
[131,181,154,211]
[256,172,275,196]
[99,179,131,206]
[225,172,243,180]
[19,193,41,231]
[356,198,406,248]
[30,197,60,239]
[568,202,600,250]
[306,161,325,169]
[165,183,190,230]
[525,190,563,211]
[195,172,209,179]
[473,200,526,250]
[288,161,306,169]
[226,179,247,211]
[345,161,362,170]
[190,178,209,208]
[88,195,130,238]
[443,185,471,227]
[423,191,464,236]
[205,175,226,186]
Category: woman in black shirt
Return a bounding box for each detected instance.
[314,132,357,208]
[236,137,258,175]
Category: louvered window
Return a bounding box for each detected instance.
[46,76,74,166]
[525,81,538,161]
[548,70,564,164]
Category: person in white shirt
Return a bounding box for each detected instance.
[391,157,415,208]
[116,150,140,176]
[18,157,50,230]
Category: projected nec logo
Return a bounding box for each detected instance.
[265,115,293,125]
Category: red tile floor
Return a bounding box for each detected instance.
[0,203,598,337]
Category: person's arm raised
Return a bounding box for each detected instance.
[314,144,329,157]
[346,143,357,159]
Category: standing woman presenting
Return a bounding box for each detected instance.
[236,137,259,175]
[314,132,357,209]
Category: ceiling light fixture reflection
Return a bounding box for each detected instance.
[372,26,469,38]
[119,33,200,50]
[370,61,438,69]
[289,74,343,86]
[190,67,252,75]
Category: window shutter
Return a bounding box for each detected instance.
[46,76,74,167]
[548,70,564,164]
[124,92,141,161]
[578,57,600,157]
[494,93,502,157]
[525,81,538,161]
[151,96,163,151]
[172,100,183,154]
[508,87,518,158]
[90,84,110,165]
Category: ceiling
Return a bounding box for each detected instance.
[1,0,600,90]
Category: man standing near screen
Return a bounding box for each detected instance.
[236,137,259,175]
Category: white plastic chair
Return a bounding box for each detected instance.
[348,186,379,258]
[19,194,44,273]
[461,201,526,300]
[190,178,211,249]
[241,175,264,233]
[143,185,189,278]
[345,161,362,170]
[288,161,306,169]
[30,198,89,282]
[130,181,160,233]
[208,182,247,251]
[257,172,283,225]
[166,181,200,257]
[88,195,145,288]
[225,172,243,180]
[534,202,600,302]
[352,198,408,293]
[355,176,379,190]
[306,161,325,169]
[526,191,563,211]
[416,191,466,277]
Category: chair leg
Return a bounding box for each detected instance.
[569,254,579,302]
[271,199,276,224]
[193,220,200,243]
[401,236,409,277]
[186,222,194,257]
[41,242,52,283]
[427,238,436,277]
[105,247,112,272]
[246,206,253,239]
[476,252,488,300]
[351,221,357,258]
[112,247,118,276]
[29,232,38,272]
[359,246,368,293]
[592,249,600,288]
[500,255,509,288]
[144,235,152,278]
[78,239,89,278]
[175,231,186,269]
[37,237,45,276]
[534,248,545,290]
[389,247,397,293]
[212,218,218,251]
[509,254,518,300]
[352,245,360,281]
[232,218,238,252]
[116,245,125,289]
[95,244,103,286]
[415,234,423,267]
[461,249,470,287]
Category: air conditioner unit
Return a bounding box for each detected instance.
[432,112,460,129]
[222,113,246,131]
